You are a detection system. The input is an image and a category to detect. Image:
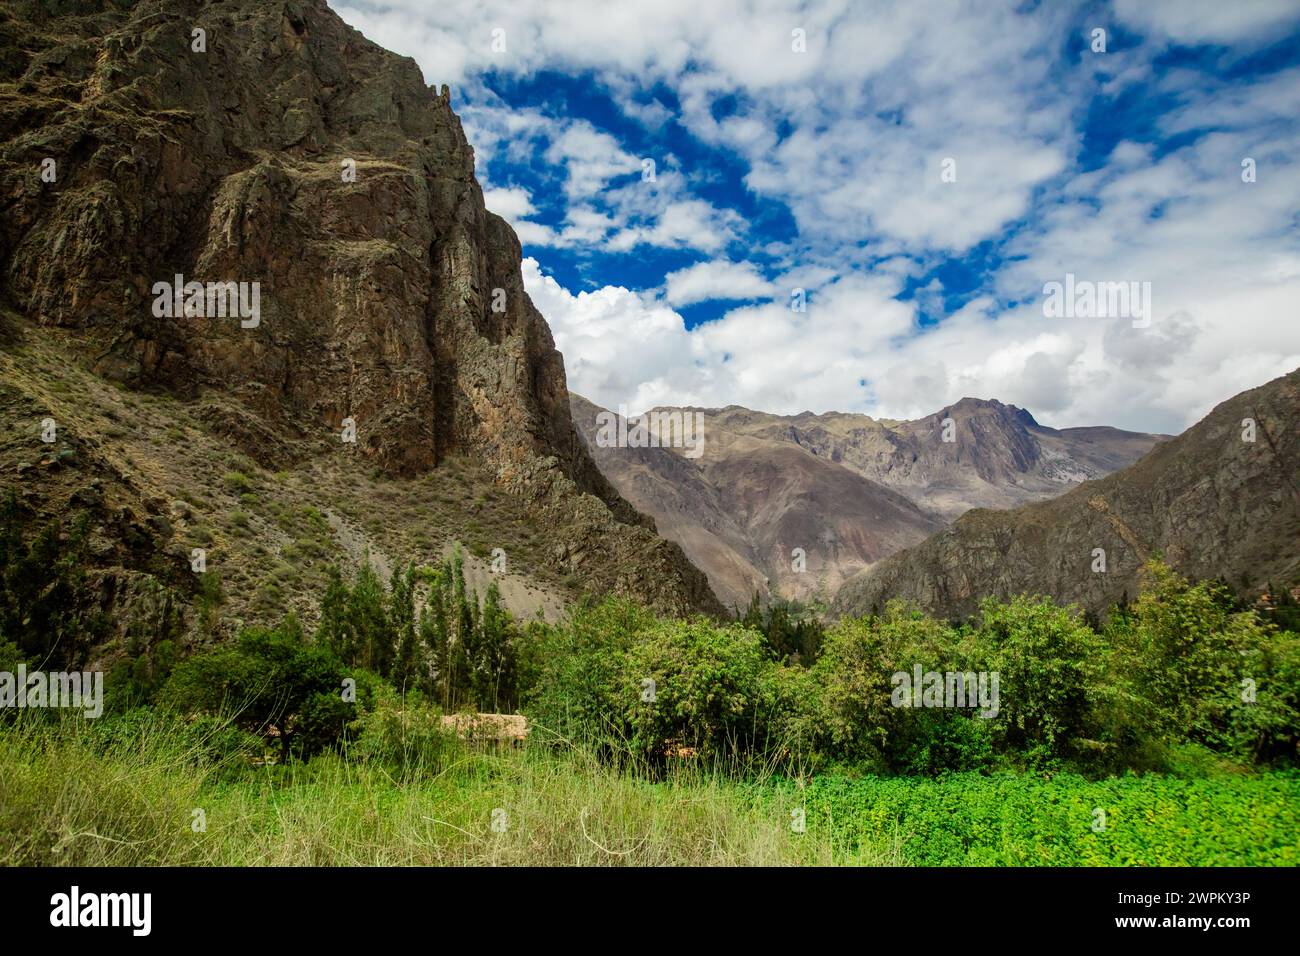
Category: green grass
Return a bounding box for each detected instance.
[0,716,861,866]
[1,716,1295,867]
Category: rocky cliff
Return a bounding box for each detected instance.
[832,368,1300,620]
[0,0,721,628]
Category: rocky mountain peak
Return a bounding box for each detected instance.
[0,0,722,617]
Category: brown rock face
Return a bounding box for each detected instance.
[832,369,1300,620]
[0,0,721,616]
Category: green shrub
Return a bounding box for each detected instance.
[350,698,458,775]
[1099,561,1300,766]
[813,605,990,773]
[524,598,657,746]
[159,616,366,760]
[972,595,1098,767]
[222,471,253,493]
[617,617,785,761]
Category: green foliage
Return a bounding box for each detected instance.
[528,560,1299,776]
[196,570,224,637]
[349,696,458,776]
[974,595,1097,767]
[222,471,253,494]
[812,605,996,774]
[524,597,657,745]
[1098,562,1300,766]
[804,770,1300,866]
[740,593,825,666]
[474,582,517,712]
[160,615,362,760]
[389,564,419,692]
[619,618,783,760]
[349,561,391,675]
[86,707,262,779]
[106,637,178,710]
[1263,584,1300,633]
[312,548,523,713]
[526,600,806,766]
[9,489,1290,788]
[420,547,520,712]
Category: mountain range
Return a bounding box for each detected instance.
[571,394,1164,608]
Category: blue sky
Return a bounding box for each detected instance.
[337,0,1300,434]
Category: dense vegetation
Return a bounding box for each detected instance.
[525,562,1300,775]
[1,501,1297,865]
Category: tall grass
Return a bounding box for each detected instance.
[0,712,880,866]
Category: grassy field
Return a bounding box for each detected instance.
[2,716,1295,867]
[0,715,852,866]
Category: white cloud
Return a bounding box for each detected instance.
[339,0,1300,434]
[339,0,1086,257]
[664,260,776,305]
[482,186,536,221]
[1114,0,1300,45]
[545,122,641,199]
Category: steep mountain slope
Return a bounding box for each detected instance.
[0,0,721,672]
[833,368,1300,620]
[571,394,1161,608]
[0,328,577,651]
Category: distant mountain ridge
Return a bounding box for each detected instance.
[832,368,1300,620]
[571,394,1164,608]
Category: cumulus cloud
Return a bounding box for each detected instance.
[663,260,776,305]
[481,186,535,221]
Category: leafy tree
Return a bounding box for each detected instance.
[421,565,453,709]
[160,614,361,761]
[814,603,986,773]
[526,598,657,746]
[973,595,1097,767]
[349,561,391,676]
[475,582,517,711]
[740,593,825,666]
[618,617,791,762]
[315,565,354,661]
[1102,560,1300,764]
